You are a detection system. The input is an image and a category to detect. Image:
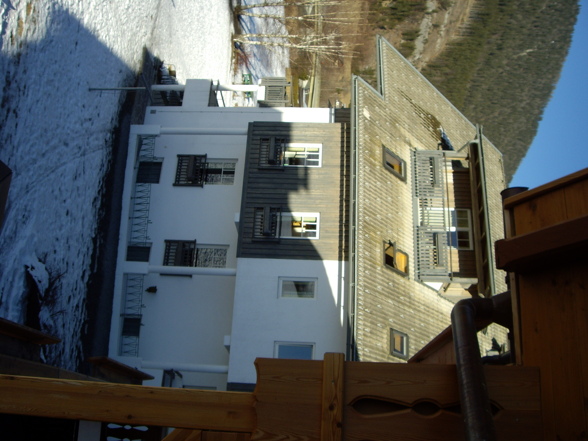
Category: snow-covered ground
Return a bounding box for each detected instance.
[0,0,287,369]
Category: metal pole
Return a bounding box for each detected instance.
[89,87,148,91]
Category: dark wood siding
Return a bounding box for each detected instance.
[238,122,348,261]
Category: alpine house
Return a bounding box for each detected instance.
[108,37,508,392]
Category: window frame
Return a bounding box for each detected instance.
[384,241,409,277]
[382,146,406,181]
[280,212,320,239]
[259,137,322,168]
[204,159,236,185]
[274,342,315,360]
[390,329,409,359]
[449,208,473,250]
[283,143,322,167]
[279,277,317,299]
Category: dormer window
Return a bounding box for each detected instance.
[384,241,409,276]
[383,146,406,181]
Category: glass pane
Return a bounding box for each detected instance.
[282,280,315,298]
[277,344,313,360]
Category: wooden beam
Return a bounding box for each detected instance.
[495,214,588,272]
[321,353,344,441]
[162,429,202,441]
[0,317,60,345]
[0,375,255,432]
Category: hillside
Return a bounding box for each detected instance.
[282,0,580,182]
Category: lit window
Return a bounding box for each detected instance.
[390,329,409,359]
[384,241,409,276]
[280,278,317,298]
[383,146,406,180]
[275,342,314,360]
[281,213,319,239]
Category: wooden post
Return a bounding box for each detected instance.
[321,353,344,441]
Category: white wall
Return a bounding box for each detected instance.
[108,89,335,389]
[228,258,347,385]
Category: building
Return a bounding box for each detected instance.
[107,37,508,392]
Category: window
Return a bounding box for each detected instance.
[253,209,320,240]
[174,155,207,186]
[253,207,281,239]
[383,146,406,180]
[281,213,319,239]
[275,342,314,360]
[390,329,409,359]
[260,137,321,167]
[163,240,196,266]
[136,161,163,183]
[175,155,236,186]
[279,278,317,298]
[204,160,236,185]
[384,241,409,276]
[261,136,286,165]
[163,241,228,268]
[283,143,321,167]
[126,243,151,262]
[449,209,473,250]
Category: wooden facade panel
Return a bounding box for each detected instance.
[518,260,588,439]
[504,169,588,438]
[238,122,347,261]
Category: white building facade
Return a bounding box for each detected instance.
[108,79,348,390]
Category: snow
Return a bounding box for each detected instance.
[0,0,287,369]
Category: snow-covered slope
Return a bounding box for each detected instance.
[0,0,286,369]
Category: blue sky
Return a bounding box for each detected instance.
[509,0,588,188]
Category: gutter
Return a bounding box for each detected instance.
[451,291,512,441]
[347,75,360,361]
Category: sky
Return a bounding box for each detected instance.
[509,0,588,189]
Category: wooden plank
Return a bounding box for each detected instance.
[163,429,202,441]
[321,353,344,441]
[563,177,588,218]
[0,317,60,345]
[518,263,587,439]
[503,167,588,210]
[254,358,540,441]
[0,375,255,432]
[344,363,541,441]
[202,431,251,441]
[494,214,588,272]
[512,188,568,235]
[253,358,323,441]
